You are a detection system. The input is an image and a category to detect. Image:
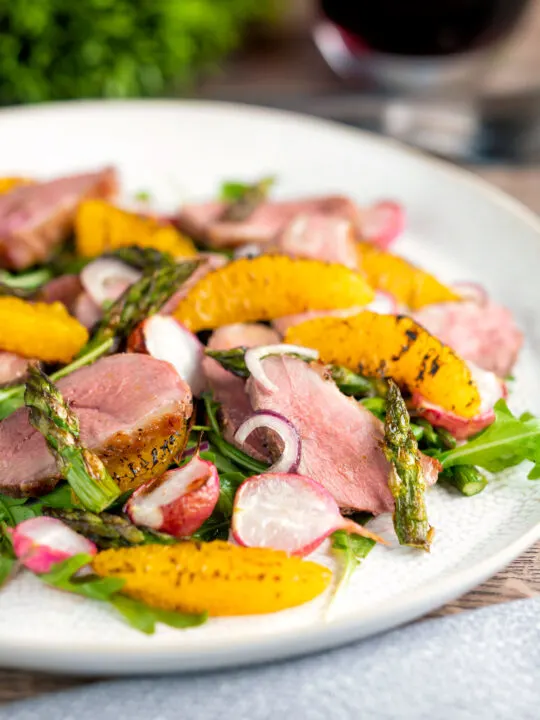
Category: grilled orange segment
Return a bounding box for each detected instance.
[174,255,374,332]
[285,311,481,418]
[356,242,460,309]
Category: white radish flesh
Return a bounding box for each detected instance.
[10,517,97,574]
[125,455,220,538]
[232,473,385,556]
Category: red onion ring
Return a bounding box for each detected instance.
[452,282,489,306]
[81,258,141,307]
[234,410,301,473]
[245,343,319,392]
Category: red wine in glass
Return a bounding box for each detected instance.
[316,0,532,92]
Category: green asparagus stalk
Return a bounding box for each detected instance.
[24,367,121,513]
[383,380,434,551]
[43,508,176,549]
[441,466,488,497]
[85,259,200,353]
[0,267,52,291]
[205,348,251,377]
[106,246,175,271]
[220,176,274,222]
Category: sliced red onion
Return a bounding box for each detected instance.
[412,362,504,440]
[128,314,205,396]
[245,343,319,393]
[181,440,210,460]
[80,258,141,307]
[366,291,399,315]
[361,200,405,250]
[9,517,97,574]
[232,472,385,556]
[452,282,489,306]
[233,243,263,260]
[125,455,219,538]
[234,410,301,473]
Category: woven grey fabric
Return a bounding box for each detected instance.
[4,598,540,720]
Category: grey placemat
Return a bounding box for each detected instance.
[3,597,539,720]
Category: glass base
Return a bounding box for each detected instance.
[313,21,497,96]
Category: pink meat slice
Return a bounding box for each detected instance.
[73,291,102,329]
[203,323,280,462]
[247,355,440,515]
[270,213,358,269]
[176,196,361,249]
[0,352,32,386]
[0,167,118,270]
[0,354,192,497]
[37,274,83,311]
[161,253,228,314]
[414,299,523,378]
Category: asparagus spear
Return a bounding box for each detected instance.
[43,507,176,549]
[206,348,382,399]
[24,366,121,513]
[220,177,274,222]
[441,466,488,497]
[85,259,200,353]
[106,246,175,271]
[383,380,434,551]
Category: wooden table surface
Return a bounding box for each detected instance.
[1,3,540,708]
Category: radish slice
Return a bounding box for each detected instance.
[128,314,205,396]
[234,411,301,473]
[9,517,97,574]
[125,454,219,538]
[233,243,263,260]
[366,291,398,315]
[412,362,505,440]
[361,200,405,249]
[232,473,385,556]
[80,258,141,307]
[452,282,489,306]
[245,344,319,393]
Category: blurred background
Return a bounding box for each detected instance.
[0,0,539,168]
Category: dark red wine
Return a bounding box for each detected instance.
[321,0,531,56]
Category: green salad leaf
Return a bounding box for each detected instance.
[40,554,207,634]
[435,400,540,478]
[329,530,375,607]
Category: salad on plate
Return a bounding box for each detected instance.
[0,168,536,635]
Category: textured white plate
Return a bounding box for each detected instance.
[0,101,539,676]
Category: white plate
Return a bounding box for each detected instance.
[0,101,539,676]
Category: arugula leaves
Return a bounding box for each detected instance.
[40,554,207,634]
[329,530,375,606]
[435,400,540,479]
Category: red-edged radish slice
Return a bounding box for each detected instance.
[125,454,219,537]
[233,243,263,260]
[128,314,205,396]
[412,363,505,439]
[80,258,141,307]
[232,473,385,556]
[361,200,405,249]
[9,517,97,574]
[234,411,301,473]
[452,282,489,306]
[366,291,398,315]
[245,344,319,393]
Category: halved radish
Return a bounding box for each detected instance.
[128,314,205,396]
[80,258,141,307]
[412,362,505,439]
[361,200,405,250]
[232,473,385,556]
[366,291,398,315]
[125,454,220,537]
[9,517,97,574]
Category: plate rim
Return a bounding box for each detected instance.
[0,99,539,674]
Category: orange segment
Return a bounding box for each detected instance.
[285,311,481,418]
[92,541,331,616]
[357,242,460,309]
[75,200,197,259]
[174,255,374,332]
[0,298,88,362]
